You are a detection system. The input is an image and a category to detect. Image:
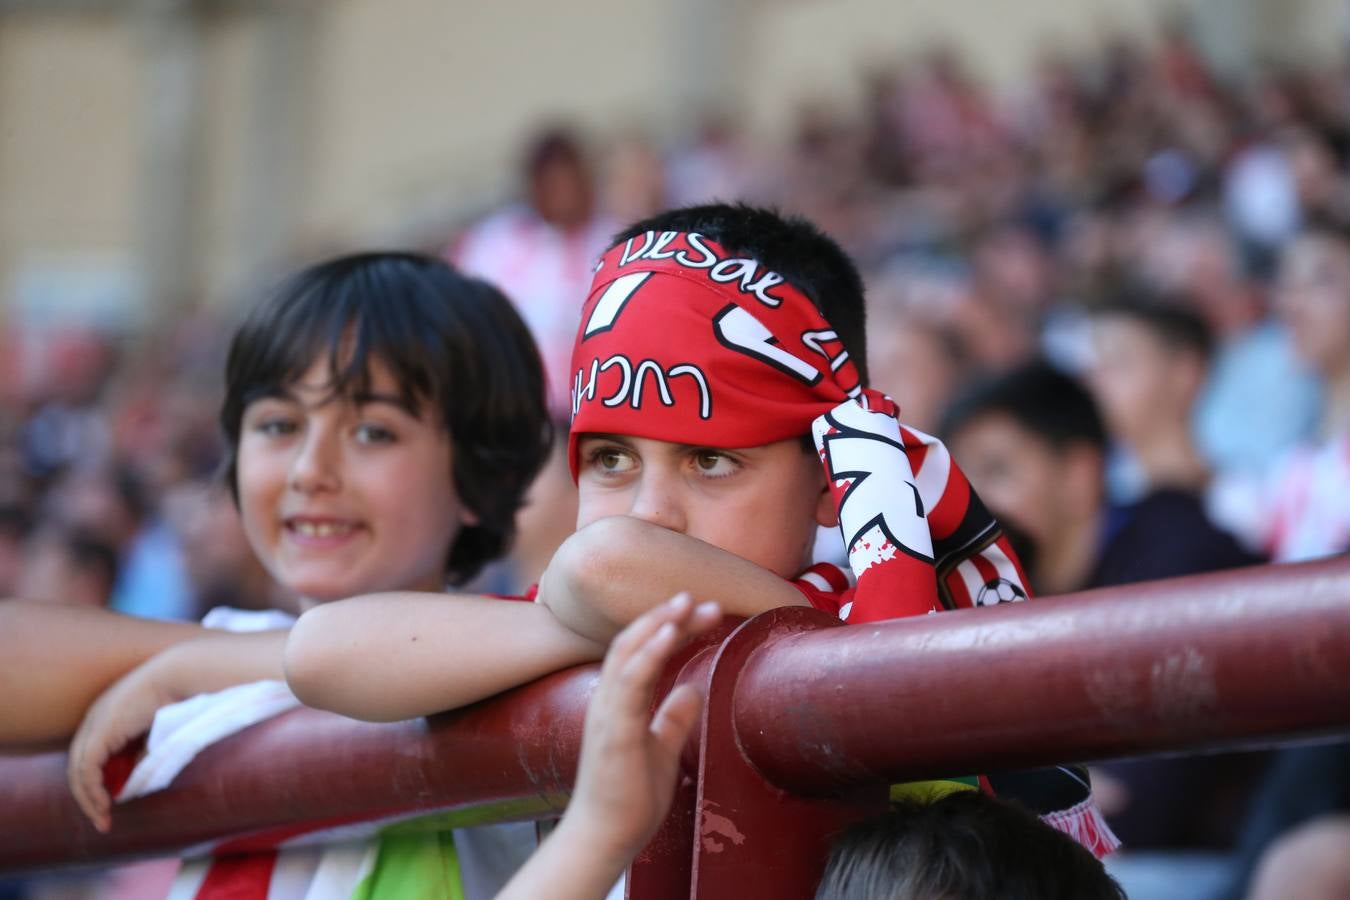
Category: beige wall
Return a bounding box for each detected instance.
[0,13,139,318]
[300,0,676,242]
[1,0,1345,318]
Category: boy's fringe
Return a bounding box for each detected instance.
[1040,792,1121,859]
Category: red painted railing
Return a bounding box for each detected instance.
[2,557,1349,897]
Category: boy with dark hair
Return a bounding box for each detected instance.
[541,203,1032,631]
[941,363,1108,595]
[943,360,1254,595]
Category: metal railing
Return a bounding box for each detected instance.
[3,557,1348,898]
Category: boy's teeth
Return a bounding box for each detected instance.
[294,521,352,537]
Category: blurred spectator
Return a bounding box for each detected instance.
[1085,297,1215,499]
[1215,222,1350,560]
[448,126,615,419]
[1261,222,1350,560]
[16,526,118,610]
[1213,222,1350,900]
[942,360,1258,594]
[1149,218,1326,478]
[866,300,970,436]
[941,362,1109,595]
[41,465,195,621]
[19,330,117,481]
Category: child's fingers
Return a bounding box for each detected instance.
[648,684,703,758]
[687,601,722,638]
[606,598,722,719]
[603,592,692,677]
[67,730,111,832]
[607,620,683,720]
[617,600,721,685]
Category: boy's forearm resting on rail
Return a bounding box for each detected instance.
[64,628,294,831]
[144,629,290,697]
[538,516,809,643]
[284,593,606,721]
[0,599,206,746]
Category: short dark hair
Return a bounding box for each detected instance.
[609,203,870,384]
[940,361,1107,451]
[815,792,1126,900]
[1092,295,1214,360]
[221,252,552,586]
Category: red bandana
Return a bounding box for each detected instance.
[567,231,862,477]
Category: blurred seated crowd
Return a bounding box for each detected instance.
[2,24,1349,899]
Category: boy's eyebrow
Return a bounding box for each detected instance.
[245,385,298,405]
[579,432,635,447]
[580,433,733,455]
[352,391,423,417]
[245,387,422,418]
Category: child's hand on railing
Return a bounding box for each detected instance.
[67,651,180,833]
[497,591,721,900]
[569,591,721,859]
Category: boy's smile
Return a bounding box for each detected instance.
[574,433,835,579]
[236,358,470,605]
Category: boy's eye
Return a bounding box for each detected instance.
[692,450,738,477]
[590,447,636,474]
[355,423,396,445]
[254,417,298,438]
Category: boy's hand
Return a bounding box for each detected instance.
[812,389,941,621]
[560,592,722,863]
[67,649,182,832]
[66,629,288,832]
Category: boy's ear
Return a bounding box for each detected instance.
[459,506,480,527]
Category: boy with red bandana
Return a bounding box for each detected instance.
[288,204,1116,858]
[542,210,1029,640]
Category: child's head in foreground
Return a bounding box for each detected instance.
[221,252,551,604]
[815,792,1126,900]
[567,203,869,578]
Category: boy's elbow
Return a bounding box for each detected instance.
[284,606,405,721]
[282,608,341,711]
[551,517,649,601]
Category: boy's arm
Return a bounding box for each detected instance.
[537,516,810,645]
[284,593,606,722]
[67,629,290,831]
[0,599,206,747]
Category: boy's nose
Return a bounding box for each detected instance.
[628,473,687,534]
[288,431,342,495]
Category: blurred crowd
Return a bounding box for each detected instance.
[3,23,1350,898]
